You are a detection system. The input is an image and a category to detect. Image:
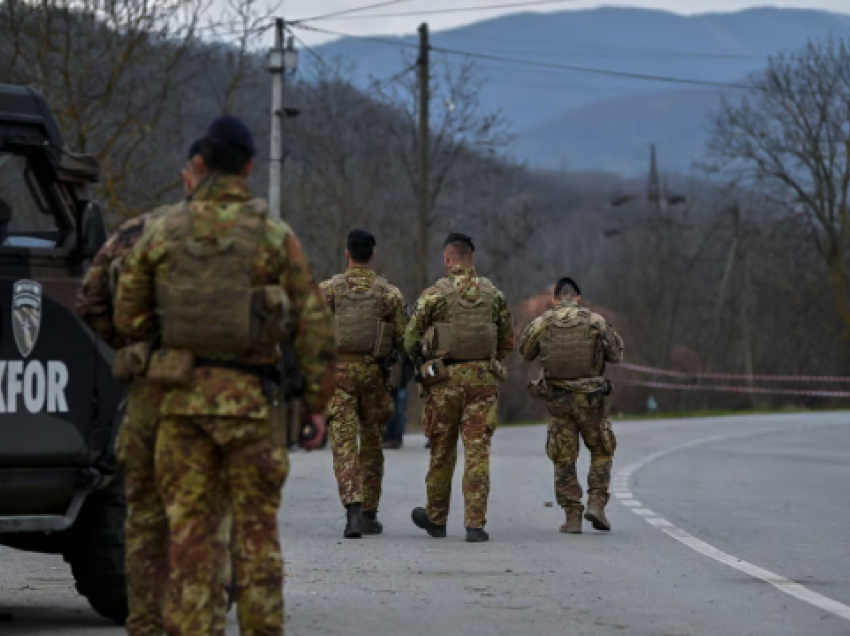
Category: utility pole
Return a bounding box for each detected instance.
[417,22,430,293]
[647,143,661,218]
[267,17,285,221]
[733,205,755,400]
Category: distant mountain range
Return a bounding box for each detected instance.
[311,6,850,173]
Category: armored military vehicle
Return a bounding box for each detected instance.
[0,83,128,623]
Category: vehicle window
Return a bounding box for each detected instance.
[0,152,60,248]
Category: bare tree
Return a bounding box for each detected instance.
[707,36,850,329]
[375,55,511,290]
[0,0,275,224]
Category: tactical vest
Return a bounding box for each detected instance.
[332,274,395,359]
[155,200,292,357]
[539,308,598,380]
[427,277,498,362]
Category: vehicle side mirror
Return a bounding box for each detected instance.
[80,202,107,259]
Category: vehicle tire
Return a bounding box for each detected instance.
[63,473,128,625]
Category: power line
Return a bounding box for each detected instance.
[288,28,332,72]
[430,44,758,90]
[371,61,419,89]
[294,25,759,91]
[296,24,420,50]
[302,0,579,21]
[292,1,415,25]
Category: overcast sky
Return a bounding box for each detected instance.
[286,1,850,45]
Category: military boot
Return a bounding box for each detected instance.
[411,507,446,538]
[584,498,611,532]
[560,504,584,534]
[362,510,384,536]
[465,528,489,543]
[344,503,363,539]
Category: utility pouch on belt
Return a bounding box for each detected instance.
[145,349,195,388]
[112,342,151,383]
[527,373,553,401]
[419,359,449,387]
[489,357,507,382]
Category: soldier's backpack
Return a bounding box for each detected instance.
[539,308,598,380]
[425,277,498,362]
[155,200,292,357]
[332,274,395,359]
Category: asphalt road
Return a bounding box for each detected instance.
[1,411,849,635]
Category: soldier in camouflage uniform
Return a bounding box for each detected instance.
[76,140,230,636]
[320,229,407,538]
[518,277,624,534]
[406,233,514,543]
[115,116,336,636]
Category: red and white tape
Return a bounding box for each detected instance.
[618,362,850,384]
[621,379,850,398]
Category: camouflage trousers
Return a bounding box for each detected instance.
[422,384,498,529]
[545,392,617,508]
[117,384,233,636]
[155,415,289,636]
[116,383,168,636]
[326,361,392,511]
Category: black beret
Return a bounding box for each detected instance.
[555,277,581,297]
[204,116,256,157]
[187,138,204,160]
[443,232,475,252]
[347,229,376,247]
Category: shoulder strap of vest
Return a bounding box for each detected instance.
[162,201,191,246]
[435,277,456,299]
[331,273,349,297]
[243,198,269,218]
[477,277,496,298]
[373,275,391,297]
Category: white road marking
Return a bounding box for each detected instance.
[616,423,850,623]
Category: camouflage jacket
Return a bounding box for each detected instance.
[76,213,158,349]
[518,299,624,393]
[405,264,515,387]
[319,265,407,362]
[114,175,337,417]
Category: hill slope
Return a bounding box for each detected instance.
[312,6,850,171]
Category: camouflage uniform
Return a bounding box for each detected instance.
[518,299,624,512]
[114,176,336,636]
[319,267,406,513]
[77,213,174,636]
[405,264,514,529]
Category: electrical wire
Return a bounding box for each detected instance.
[430,44,758,90]
[292,0,415,25]
[301,0,579,21]
[371,61,420,88]
[288,29,333,71]
[294,25,760,92]
[296,24,420,50]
